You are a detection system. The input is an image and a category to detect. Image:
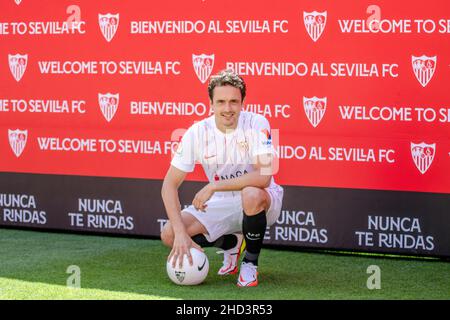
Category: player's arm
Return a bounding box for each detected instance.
[162,165,204,267]
[193,154,273,204]
[192,153,273,211]
[161,165,188,239]
[193,116,276,211]
[162,125,201,267]
[217,153,273,190]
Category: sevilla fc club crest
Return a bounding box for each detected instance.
[98,93,119,122]
[237,140,249,153]
[411,142,436,174]
[98,13,119,42]
[15,0,22,5]
[175,271,186,283]
[192,54,214,84]
[8,54,28,82]
[303,11,327,42]
[9,129,28,158]
[412,55,437,87]
[303,97,327,128]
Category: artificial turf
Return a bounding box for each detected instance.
[0,228,449,300]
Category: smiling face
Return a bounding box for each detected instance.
[210,85,243,133]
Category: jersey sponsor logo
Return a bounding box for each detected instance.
[14,0,22,5]
[214,170,249,181]
[411,142,435,174]
[192,53,214,83]
[9,53,28,82]
[98,13,119,42]
[412,55,437,87]
[304,11,327,42]
[8,129,27,157]
[260,129,272,146]
[98,93,119,122]
[303,96,327,128]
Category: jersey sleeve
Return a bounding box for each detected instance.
[249,115,275,158]
[170,125,198,173]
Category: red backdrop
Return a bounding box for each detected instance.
[1,0,449,194]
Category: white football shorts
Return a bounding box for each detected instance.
[182,185,284,242]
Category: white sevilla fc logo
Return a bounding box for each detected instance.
[304,11,327,42]
[412,55,437,87]
[98,13,119,42]
[411,142,436,174]
[192,54,214,84]
[98,93,119,122]
[9,129,28,157]
[9,54,28,82]
[303,97,327,128]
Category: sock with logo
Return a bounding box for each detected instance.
[242,210,267,266]
[191,234,238,250]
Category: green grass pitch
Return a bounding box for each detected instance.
[0,228,449,300]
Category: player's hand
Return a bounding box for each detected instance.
[192,183,215,212]
[168,232,203,268]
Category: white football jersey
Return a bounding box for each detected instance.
[171,111,280,198]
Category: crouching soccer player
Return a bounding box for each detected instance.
[161,70,284,287]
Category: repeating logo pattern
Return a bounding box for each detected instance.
[192,54,214,84]
[303,97,327,128]
[8,54,28,82]
[98,93,120,122]
[3,5,447,181]
[303,11,327,42]
[98,13,120,42]
[8,129,28,158]
[411,142,436,174]
[411,55,437,87]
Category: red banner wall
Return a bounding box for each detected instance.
[1,0,449,194]
[1,0,450,257]
[1,0,449,193]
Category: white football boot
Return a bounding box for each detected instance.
[217,233,245,275]
[237,261,259,287]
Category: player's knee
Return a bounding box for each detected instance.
[160,223,174,247]
[242,187,266,215]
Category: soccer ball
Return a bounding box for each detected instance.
[166,247,209,285]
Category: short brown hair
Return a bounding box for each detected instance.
[208,69,246,102]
